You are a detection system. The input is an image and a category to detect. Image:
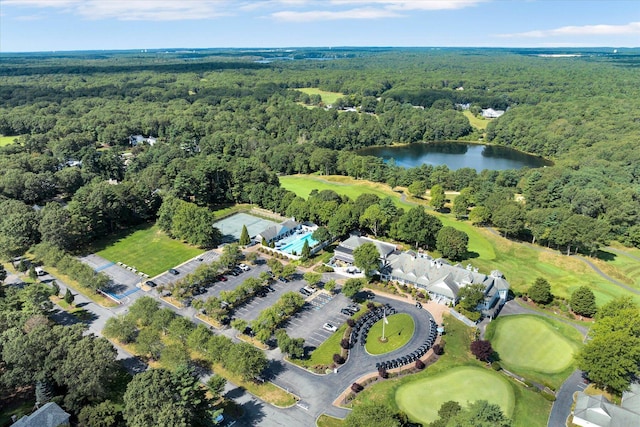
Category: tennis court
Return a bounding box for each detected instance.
[213,212,279,243]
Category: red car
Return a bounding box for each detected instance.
[217,275,228,282]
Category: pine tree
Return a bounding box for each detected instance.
[51,280,60,297]
[239,224,250,246]
[528,277,552,304]
[300,239,310,260]
[64,288,75,305]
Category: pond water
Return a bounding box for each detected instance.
[357,142,551,171]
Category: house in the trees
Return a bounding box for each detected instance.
[129,135,157,146]
[572,383,640,427]
[255,218,301,245]
[332,234,397,266]
[380,251,509,310]
[12,402,70,427]
[481,108,505,119]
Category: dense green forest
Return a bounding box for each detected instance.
[1,47,639,260]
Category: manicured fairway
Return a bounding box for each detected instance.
[93,224,203,277]
[280,175,640,305]
[280,174,413,210]
[365,313,414,355]
[489,315,579,374]
[395,366,515,424]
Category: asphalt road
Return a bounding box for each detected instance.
[12,265,443,426]
[548,369,586,427]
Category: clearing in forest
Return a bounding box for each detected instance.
[92,224,202,277]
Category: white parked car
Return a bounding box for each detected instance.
[322,323,338,332]
[239,263,250,271]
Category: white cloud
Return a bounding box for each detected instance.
[273,6,401,21]
[270,0,484,22]
[2,0,232,21]
[499,21,640,38]
[330,0,486,11]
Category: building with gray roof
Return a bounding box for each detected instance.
[380,251,509,309]
[573,383,640,427]
[12,402,70,427]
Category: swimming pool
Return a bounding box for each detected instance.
[279,232,319,255]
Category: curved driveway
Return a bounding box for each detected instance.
[262,294,436,422]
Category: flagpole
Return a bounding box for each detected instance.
[382,307,386,341]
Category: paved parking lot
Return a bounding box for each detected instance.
[194,261,271,301]
[285,292,352,349]
[79,254,142,300]
[151,249,220,288]
[233,278,303,322]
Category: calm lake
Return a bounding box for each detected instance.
[357,142,551,171]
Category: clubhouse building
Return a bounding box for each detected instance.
[331,234,510,312]
[381,251,509,311]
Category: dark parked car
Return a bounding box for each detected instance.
[145,280,157,288]
[341,308,354,316]
[266,286,275,293]
[217,275,227,282]
[299,287,311,296]
[169,268,180,275]
[278,276,289,283]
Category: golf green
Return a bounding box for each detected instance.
[365,313,415,355]
[490,315,578,374]
[396,366,515,424]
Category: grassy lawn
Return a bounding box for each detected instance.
[365,313,414,355]
[0,135,20,146]
[396,366,515,423]
[294,88,345,105]
[91,223,203,277]
[486,315,582,389]
[280,174,639,305]
[463,110,489,130]
[349,316,551,427]
[317,414,344,427]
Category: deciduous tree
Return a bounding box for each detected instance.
[436,226,469,260]
[353,242,381,277]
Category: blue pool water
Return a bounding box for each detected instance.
[280,232,319,255]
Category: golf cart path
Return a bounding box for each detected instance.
[483,227,639,295]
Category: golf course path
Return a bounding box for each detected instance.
[483,227,640,295]
[605,246,640,262]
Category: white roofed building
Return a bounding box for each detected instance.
[381,251,509,310]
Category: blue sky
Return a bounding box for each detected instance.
[1,1,638,52]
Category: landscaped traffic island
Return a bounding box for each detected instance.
[365,313,415,355]
[395,366,515,424]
